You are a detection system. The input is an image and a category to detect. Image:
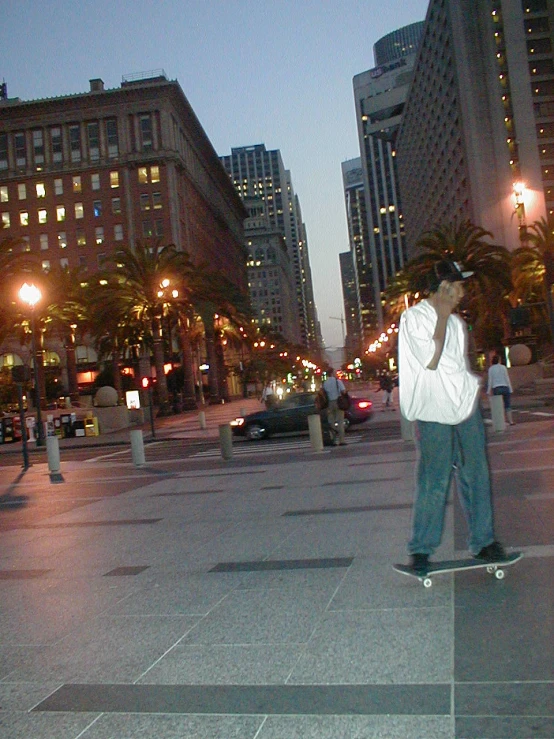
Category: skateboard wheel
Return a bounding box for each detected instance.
[494,568,505,579]
[486,565,495,574]
[423,577,433,588]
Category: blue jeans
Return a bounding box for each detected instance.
[409,407,495,556]
[493,385,511,409]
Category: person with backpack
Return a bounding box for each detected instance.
[322,369,347,445]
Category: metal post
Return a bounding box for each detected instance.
[30,309,45,447]
[148,385,155,438]
[219,423,233,460]
[308,414,324,452]
[17,383,29,470]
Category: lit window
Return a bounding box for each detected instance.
[152,192,162,209]
[112,197,121,214]
[76,229,86,246]
[110,171,119,188]
[138,167,148,184]
[40,234,48,250]
[20,211,29,226]
[95,226,104,244]
[91,173,100,190]
[38,209,47,223]
[18,183,26,199]
[58,231,67,248]
[0,186,7,202]
[75,202,84,219]
[93,200,102,217]
[54,178,63,195]
[114,224,123,241]
[2,212,10,228]
[151,165,160,183]
[21,236,30,251]
[36,183,46,198]
[56,205,66,222]
[42,260,51,271]
[72,176,81,193]
[140,193,150,210]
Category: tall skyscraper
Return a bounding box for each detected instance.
[220,144,320,350]
[353,22,425,329]
[339,250,361,358]
[341,158,374,352]
[397,0,550,255]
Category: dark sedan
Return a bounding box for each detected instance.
[230,391,372,442]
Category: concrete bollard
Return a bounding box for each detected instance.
[400,413,415,442]
[308,414,324,453]
[219,423,233,460]
[46,435,61,474]
[199,411,207,430]
[130,429,146,466]
[490,394,506,432]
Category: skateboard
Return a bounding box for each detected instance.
[393,552,523,588]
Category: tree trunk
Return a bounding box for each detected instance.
[198,303,220,403]
[215,336,229,402]
[178,316,197,410]
[64,331,80,402]
[152,316,170,413]
[111,350,122,399]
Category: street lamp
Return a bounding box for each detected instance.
[19,283,45,447]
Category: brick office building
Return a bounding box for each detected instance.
[0,71,248,396]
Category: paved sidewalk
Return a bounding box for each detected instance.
[0,407,553,737]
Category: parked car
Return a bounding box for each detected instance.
[230,391,372,442]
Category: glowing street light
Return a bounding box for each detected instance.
[19,283,45,446]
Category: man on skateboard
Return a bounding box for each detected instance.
[398,260,508,575]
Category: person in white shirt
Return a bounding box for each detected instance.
[322,369,347,445]
[487,354,514,425]
[398,260,507,574]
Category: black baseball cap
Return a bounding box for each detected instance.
[433,260,474,282]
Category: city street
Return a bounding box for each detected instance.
[0,388,553,738]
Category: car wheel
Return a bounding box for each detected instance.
[245,423,266,441]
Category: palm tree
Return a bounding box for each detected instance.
[512,217,554,348]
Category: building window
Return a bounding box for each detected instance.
[0,186,8,202]
[32,129,44,168]
[112,197,121,215]
[69,124,81,162]
[21,236,30,252]
[18,183,26,200]
[54,178,63,195]
[42,260,51,271]
[91,173,100,190]
[87,121,100,161]
[138,167,148,184]
[155,219,163,236]
[72,175,82,193]
[36,183,46,198]
[97,253,106,268]
[75,202,84,219]
[58,231,67,249]
[142,220,153,237]
[20,211,29,226]
[0,133,8,170]
[1,212,10,228]
[95,226,104,244]
[60,257,69,269]
[51,127,63,163]
[152,192,162,209]
[40,234,48,250]
[76,229,86,246]
[151,165,160,182]
[15,132,26,168]
[114,224,123,241]
[139,114,153,151]
[38,208,47,224]
[106,119,118,158]
[56,205,66,222]
[110,171,119,188]
[93,200,102,217]
[78,255,87,268]
[140,193,150,210]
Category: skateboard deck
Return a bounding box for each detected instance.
[393,552,522,588]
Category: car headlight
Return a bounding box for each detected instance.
[230,418,245,427]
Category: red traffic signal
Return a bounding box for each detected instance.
[141,377,151,389]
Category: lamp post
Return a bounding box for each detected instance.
[19,283,45,447]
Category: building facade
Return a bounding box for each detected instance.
[0,72,248,394]
[339,249,362,358]
[374,20,426,65]
[341,157,375,352]
[396,0,550,256]
[220,144,320,350]
[353,22,424,329]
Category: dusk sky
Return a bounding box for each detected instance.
[2,0,429,350]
